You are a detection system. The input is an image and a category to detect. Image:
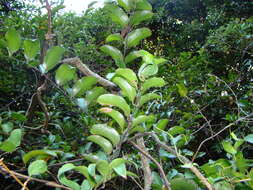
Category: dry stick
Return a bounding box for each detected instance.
[0,166,71,190]
[129,141,171,190]
[136,137,152,190]
[62,57,116,88]
[150,134,214,190]
[0,159,29,190]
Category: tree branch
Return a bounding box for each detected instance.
[62,57,116,88]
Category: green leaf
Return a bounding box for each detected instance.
[138,63,158,81]
[72,76,98,97]
[81,180,92,190]
[168,126,185,136]
[139,93,161,107]
[222,141,237,154]
[82,154,101,163]
[112,77,136,102]
[28,160,47,176]
[87,135,113,154]
[97,94,130,116]
[96,160,111,178]
[86,87,106,104]
[142,77,166,93]
[0,129,22,152]
[5,28,21,56]
[125,51,142,63]
[136,0,152,10]
[23,39,40,61]
[110,158,127,178]
[1,122,14,133]
[132,115,156,127]
[244,134,253,144]
[155,119,169,132]
[90,124,120,147]
[106,33,123,43]
[115,68,138,88]
[58,163,80,190]
[130,10,153,26]
[117,0,131,11]
[105,4,129,27]
[100,45,125,68]
[55,64,76,85]
[23,150,58,164]
[40,46,65,73]
[177,83,188,97]
[88,164,96,177]
[125,28,152,48]
[99,107,126,131]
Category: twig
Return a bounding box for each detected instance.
[129,141,171,190]
[62,57,116,88]
[0,165,71,190]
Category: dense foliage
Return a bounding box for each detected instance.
[0,0,252,190]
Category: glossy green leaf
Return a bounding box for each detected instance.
[1,122,14,133]
[40,46,65,73]
[5,28,21,56]
[28,160,47,176]
[117,0,131,11]
[106,33,123,43]
[125,28,152,48]
[87,135,113,154]
[99,107,126,130]
[130,10,153,26]
[23,150,58,164]
[58,163,80,190]
[139,93,161,107]
[115,68,138,88]
[97,94,130,116]
[105,4,129,27]
[90,124,120,147]
[113,77,136,102]
[177,83,188,97]
[110,158,127,178]
[244,134,253,144]
[125,51,142,63]
[55,64,76,85]
[142,77,166,93]
[132,115,155,127]
[0,129,22,152]
[23,39,40,61]
[136,0,152,10]
[168,126,185,136]
[222,141,237,154]
[81,180,92,190]
[86,87,106,104]
[100,45,125,68]
[96,160,111,178]
[72,76,98,97]
[82,154,101,163]
[138,63,158,81]
[155,119,169,132]
[88,164,96,177]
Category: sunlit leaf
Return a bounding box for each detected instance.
[23,39,40,61]
[96,160,111,178]
[23,150,58,164]
[105,4,129,27]
[138,63,158,81]
[97,94,130,116]
[117,0,131,11]
[139,93,161,107]
[141,77,166,93]
[0,129,22,152]
[136,0,152,10]
[40,46,65,73]
[5,28,21,56]
[87,135,113,154]
[222,141,237,154]
[55,64,76,85]
[72,76,98,97]
[176,83,188,97]
[244,134,253,144]
[125,28,152,48]
[28,160,47,176]
[130,10,153,26]
[106,33,123,43]
[90,124,120,147]
[100,45,125,68]
[112,77,136,102]
[115,68,138,88]
[110,158,127,178]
